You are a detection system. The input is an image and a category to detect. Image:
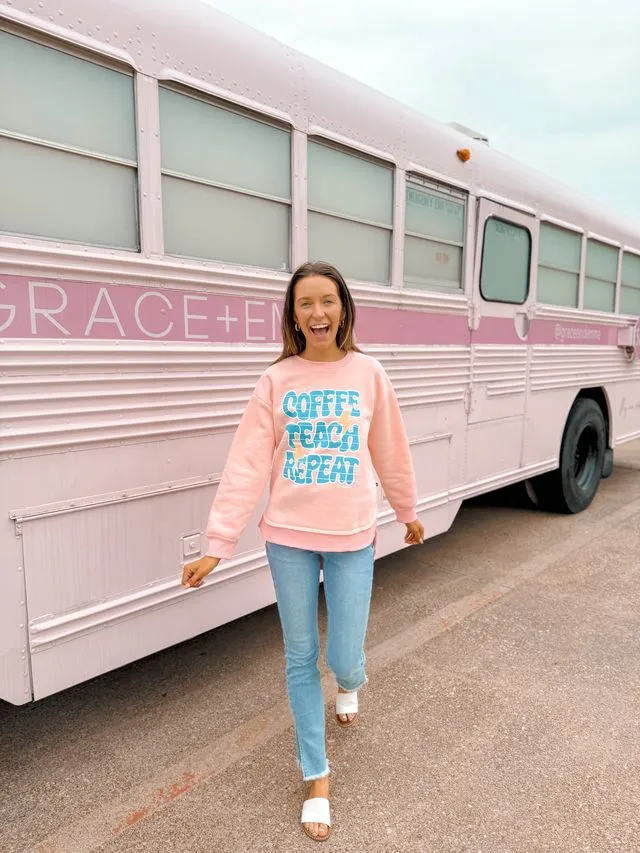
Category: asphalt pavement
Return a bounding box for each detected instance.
[2,443,640,853]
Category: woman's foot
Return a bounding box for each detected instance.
[336,686,358,726]
[302,776,330,841]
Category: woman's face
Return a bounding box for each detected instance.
[293,275,344,358]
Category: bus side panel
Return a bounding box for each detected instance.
[2,341,275,699]
[609,363,640,445]
[372,345,470,556]
[525,344,640,467]
[27,550,276,700]
[8,441,274,700]
[28,564,277,700]
[0,497,31,704]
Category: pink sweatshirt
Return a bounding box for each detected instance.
[206,351,417,558]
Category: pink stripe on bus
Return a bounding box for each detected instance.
[0,275,624,347]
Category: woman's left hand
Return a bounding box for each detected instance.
[404,520,424,545]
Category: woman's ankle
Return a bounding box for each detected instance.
[308,776,329,796]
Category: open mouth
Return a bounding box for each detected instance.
[309,324,330,338]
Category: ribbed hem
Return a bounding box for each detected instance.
[206,536,236,559]
[260,518,377,553]
[395,508,418,524]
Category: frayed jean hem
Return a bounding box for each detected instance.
[302,764,331,783]
[336,674,368,693]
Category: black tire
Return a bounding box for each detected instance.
[529,398,606,514]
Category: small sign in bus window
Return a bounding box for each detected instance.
[407,187,463,218]
[493,220,524,240]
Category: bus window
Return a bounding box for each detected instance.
[537,223,581,307]
[307,140,393,284]
[159,87,291,270]
[620,252,640,315]
[0,29,138,250]
[404,179,466,293]
[584,240,618,312]
[480,218,531,304]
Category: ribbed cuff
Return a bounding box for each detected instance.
[206,536,236,559]
[395,508,418,524]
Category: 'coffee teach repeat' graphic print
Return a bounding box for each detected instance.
[281,390,361,486]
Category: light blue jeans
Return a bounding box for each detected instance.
[266,541,375,781]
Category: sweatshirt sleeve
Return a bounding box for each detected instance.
[206,380,276,559]
[368,364,417,524]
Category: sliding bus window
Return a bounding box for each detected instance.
[404,179,466,293]
[159,87,291,270]
[620,252,640,315]
[538,223,581,307]
[0,29,138,250]
[307,140,393,284]
[584,240,618,312]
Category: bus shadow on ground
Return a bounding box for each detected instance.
[464,482,541,511]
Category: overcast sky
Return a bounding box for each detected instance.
[207,0,640,223]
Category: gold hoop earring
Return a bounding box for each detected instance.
[295,323,300,332]
[340,319,345,327]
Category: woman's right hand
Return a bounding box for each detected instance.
[182,555,221,588]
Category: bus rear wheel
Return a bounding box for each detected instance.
[529,398,606,514]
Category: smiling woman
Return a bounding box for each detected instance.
[183,259,424,839]
[276,261,362,364]
[295,276,343,353]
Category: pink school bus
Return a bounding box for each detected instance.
[1,0,640,705]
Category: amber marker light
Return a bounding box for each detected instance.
[457,148,471,162]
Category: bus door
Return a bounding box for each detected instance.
[466,199,536,482]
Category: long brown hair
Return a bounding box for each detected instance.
[275,261,362,363]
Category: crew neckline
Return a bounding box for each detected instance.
[293,351,356,368]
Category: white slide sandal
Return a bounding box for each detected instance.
[301,797,332,841]
[335,690,358,727]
